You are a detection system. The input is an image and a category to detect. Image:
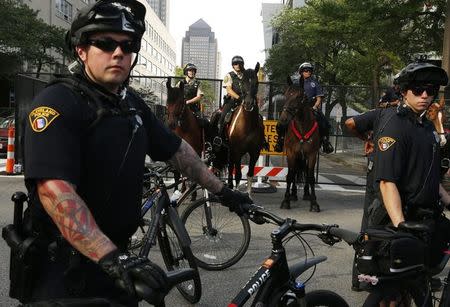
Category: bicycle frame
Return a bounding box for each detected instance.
[229,218,327,307]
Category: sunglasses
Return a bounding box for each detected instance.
[302,69,313,73]
[87,38,138,54]
[409,84,440,96]
[232,62,242,65]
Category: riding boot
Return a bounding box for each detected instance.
[322,136,334,154]
[274,123,287,152]
[274,136,284,152]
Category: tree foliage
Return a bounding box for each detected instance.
[0,0,68,77]
[265,0,446,116]
[266,0,446,85]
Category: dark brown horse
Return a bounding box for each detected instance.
[225,63,265,194]
[166,79,203,155]
[279,76,321,211]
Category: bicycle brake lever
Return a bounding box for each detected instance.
[317,233,341,246]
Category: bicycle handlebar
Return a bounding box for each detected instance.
[241,203,361,246]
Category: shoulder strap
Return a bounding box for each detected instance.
[48,77,113,131]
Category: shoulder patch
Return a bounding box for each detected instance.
[378,136,396,151]
[29,106,60,132]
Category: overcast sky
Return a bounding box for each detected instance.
[169,0,281,77]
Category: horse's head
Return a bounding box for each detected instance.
[166,78,186,129]
[241,62,260,110]
[278,75,309,125]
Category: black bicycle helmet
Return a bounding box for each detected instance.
[394,62,448,89]
[66,0,146,53]
[298,62,314,72]
[231,56,244,66]
[183,63,197,75]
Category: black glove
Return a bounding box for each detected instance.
[99,250,169,303]
[215,186,252,216]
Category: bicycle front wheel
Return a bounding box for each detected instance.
[157,219,202,303]
[181,197,251,270]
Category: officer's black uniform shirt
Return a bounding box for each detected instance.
[24,75,181,248]
[353,109,382,138]
[304,77,324,102]
[373,105,440,211]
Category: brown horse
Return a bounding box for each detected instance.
[279,76,321,211]
[166,79,203,155]
[225,63,265,194]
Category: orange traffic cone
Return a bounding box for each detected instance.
[5,127,15,174]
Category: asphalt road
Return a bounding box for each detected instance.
[0,176,372,306]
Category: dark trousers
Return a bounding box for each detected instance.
[30,252,137,306]
[218,100,236,134]
[313,109,331,139]
[352,159,379,288]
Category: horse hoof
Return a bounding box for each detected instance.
[280,201,291,209]
[289,194,298,201]
[310,204,320,212]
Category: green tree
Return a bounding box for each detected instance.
[0,0,68,77]
[266,0,446,118]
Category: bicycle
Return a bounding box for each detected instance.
[323,220,450,307]
[228,203,353,307]
[139,155,252,271]
[127,165,202,304]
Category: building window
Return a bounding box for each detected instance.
[55,0,73,22]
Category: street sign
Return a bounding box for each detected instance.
[261,120,286,156]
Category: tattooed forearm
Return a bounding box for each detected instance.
[169,140,223,193]
[37,180,116,262]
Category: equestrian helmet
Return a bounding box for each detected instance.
[66,0,146,53]
[183,63,197,75]
[299,62,314,72]
[231,55,244,66]
[394,62,448,89]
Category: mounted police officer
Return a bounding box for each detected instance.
[11,1,251,305]
[373,62,450,267]
[274,62,334,154]
[216,55,246,144]
[178,63,204,118]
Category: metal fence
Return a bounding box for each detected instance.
[12,72,381,187]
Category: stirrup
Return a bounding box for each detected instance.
[322,141,334,154]
[213,136,223,147]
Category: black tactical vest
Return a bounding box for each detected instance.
[183,79,200,101]
[229,72,245,97]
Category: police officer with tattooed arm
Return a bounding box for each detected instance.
[9,1,251,306]
[373,62,450,267]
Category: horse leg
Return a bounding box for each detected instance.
[290,170,298,201]
[227,163,234,189]
[235,160,242,191]
[246,153,259,196]
[302,159,311,201]
[281,168,294,209]
[307,158,320,212]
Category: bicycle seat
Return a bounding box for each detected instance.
[398,221,430,233]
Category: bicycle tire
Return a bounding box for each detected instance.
[181,197,251,271]
[157,218,202,303]
[304,290,349,307]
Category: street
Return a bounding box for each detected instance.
[0,176,448,306]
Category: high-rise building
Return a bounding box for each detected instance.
[20,0,177,103]
[181,19,219,79]
[147,0,169,26]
